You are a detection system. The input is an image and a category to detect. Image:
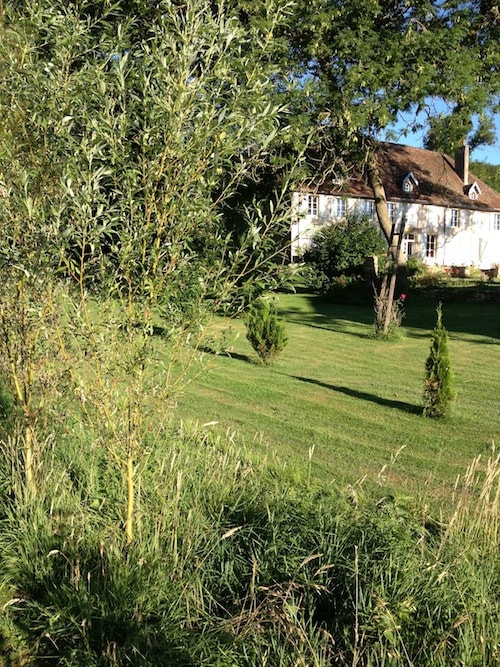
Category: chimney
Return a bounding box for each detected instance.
[455,142,469,186]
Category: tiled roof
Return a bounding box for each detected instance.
[306,142,500,212]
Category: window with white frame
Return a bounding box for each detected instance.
[402,172,418,193]
[336,198,347,218]
[403,233,415,258]
[388,203,396,224]
[426,234,436,258]
[494,213,500,231]
[467,182,481,200]
[307,195,318,216]
[364,200,374,217]
[450,209,460,228]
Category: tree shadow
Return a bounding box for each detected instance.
[291,375,422,415]
[280,292,500,341]
[199,345,254,364]
[279,296,376,339]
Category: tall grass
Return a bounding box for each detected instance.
[1,415,498,666]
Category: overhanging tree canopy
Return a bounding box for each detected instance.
[282,0,499,333]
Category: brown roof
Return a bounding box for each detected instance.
[308,142,500,212]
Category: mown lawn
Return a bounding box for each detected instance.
[177,291,500,503]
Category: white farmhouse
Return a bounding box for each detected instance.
[291,142,500,271]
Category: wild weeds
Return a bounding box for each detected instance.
[0,428,498,665]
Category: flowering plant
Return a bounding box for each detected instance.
[373,290,406,338]
[393,293,406,325]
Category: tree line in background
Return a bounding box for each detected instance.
[471,161,500,191]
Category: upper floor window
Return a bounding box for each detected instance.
[307,195,318,216]
[467,182,481,200]
[494,213,500,231]
[388,203,397,224]
[450,209,460,228]
[364,200,374,217]
[336,198,347,218]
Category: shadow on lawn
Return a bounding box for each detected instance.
[280,292,499,341]
[292,375,422,415]
[199,345,254,364]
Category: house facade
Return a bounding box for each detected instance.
[291,142,500,271]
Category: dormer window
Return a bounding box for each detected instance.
[402,172,419,193]
[466,182,481,200]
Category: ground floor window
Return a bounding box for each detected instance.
[494,213,500,231]
[403,233,415,257]
[426,234,436,258]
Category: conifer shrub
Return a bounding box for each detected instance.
[245,297,287,364]
[423,303,456,418]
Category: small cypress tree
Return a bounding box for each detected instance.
[245,298,287,364]
[423,303,456,418]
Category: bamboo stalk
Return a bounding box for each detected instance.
[126,453,134,544]
[23,422,34,494]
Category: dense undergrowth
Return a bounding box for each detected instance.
[1,417,498,666]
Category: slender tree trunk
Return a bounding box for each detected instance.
[383,225,405,334]
[366,155,392,247]
[366,149,405,335]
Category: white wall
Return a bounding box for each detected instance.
[291,192,500,269]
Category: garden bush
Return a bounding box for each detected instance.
[302,212,385,293]
[423,303,456,418]
[245,297,288,364]
[407,258,451,288]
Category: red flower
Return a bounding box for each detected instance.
[400,293,407,301]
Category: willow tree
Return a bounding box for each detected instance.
[0,0,301,535]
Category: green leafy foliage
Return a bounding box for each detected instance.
[286,1,499,150]
[471,161,500,192]
[0,0,297,309]
[0,0,300,525]
[423,304,456,418]
[245,297,288,364]
[302,212,385,293]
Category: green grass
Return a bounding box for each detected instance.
[177,292,500,502]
